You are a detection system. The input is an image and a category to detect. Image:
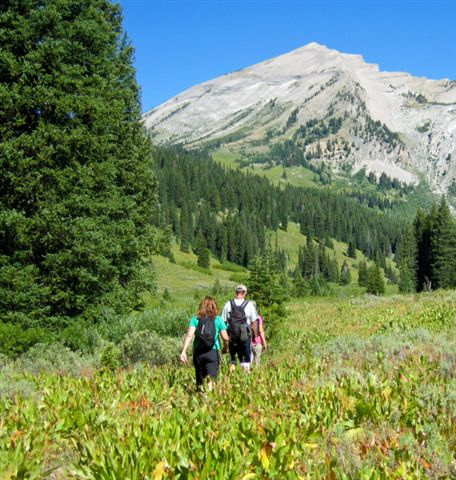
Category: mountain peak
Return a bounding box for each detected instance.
[144,45,456,196]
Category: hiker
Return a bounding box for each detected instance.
[222,284,258,372]
[251,302,267,366]
[180,296,229,391]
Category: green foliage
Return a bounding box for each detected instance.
[358,259,368,287]
[247,249,287,309]
[119,330,180,366]
[0,322,54,358]
[430,197,456,289]
[339,260,351,285]
[100,343,121,370]
[347,239,356,258]
[195,229,210,269]
[366,263,385,295]
[0,0,160,332]
[154,147,403,270]
[3,293,456,477]
[398,225,417,293]
[398,197,456,292]
[162,287,172,302]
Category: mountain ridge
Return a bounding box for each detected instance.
[143,42,456,197]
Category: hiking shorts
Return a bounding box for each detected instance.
[229,341,251,366]
[193,349,221,387]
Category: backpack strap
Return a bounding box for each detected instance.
[240,300,249,310]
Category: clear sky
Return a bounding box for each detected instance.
[118,0,456,113]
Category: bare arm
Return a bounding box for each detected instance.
[180,326,196,363]
[220,329,229,353]
[259,322,267,351]
[251,319,259,339]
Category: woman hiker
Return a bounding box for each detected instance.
[180,296,229,391]
[251,302,267,366]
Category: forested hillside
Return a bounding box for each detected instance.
[152,147,404,268]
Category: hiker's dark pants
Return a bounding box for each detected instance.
[193,349,220,387]
[229,341,251,365]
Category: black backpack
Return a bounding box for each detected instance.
[227,300,251,343]
[195,317,216,352]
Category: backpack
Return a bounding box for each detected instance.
[227,300,251,343]
[195,317,216,352]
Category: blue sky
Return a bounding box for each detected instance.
[118,0,456,112]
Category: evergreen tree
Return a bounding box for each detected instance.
[179,208,190,253]
[398,225,417,293]
[339,260,351,285]
[292,268,307,297]
[347,239,357,259]
[366,263,385,295]
[414,207,435,291]
[248,249,287,308]
[358,260,368,287]
[430,197,456,289]
[329,255,340,283]
[196,230,210,269]
[0,0,159,327]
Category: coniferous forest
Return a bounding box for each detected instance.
[398,197,456,292]
[152,147,403,268]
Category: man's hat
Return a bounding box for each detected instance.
[236,284,247,293]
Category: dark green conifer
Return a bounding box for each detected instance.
[358,260,368,287]
[347,239,357,259]
[0,0,159,327]
[398,225,417,293]
[196,230,210,269]
[366,263,385,295]
[248,249,287,308]
[430,197,456,289]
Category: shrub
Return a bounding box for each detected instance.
[139,306,191,338]
[60,320,102,354]
[119,330,180,366]
[0,323,55,357]
[99,343,121,370]
[14,343,97,376]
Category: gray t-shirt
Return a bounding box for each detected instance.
[222,298,258,326]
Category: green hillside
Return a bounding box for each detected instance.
[212,149,436,219]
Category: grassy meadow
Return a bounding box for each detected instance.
[2,284,456,478]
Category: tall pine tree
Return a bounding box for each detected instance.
[0,0,159,327]
[397,225,417,293]
[430,197,456,289]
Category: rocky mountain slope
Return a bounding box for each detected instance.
[143,43,456,195]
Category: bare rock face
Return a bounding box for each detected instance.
[143,43,456,194]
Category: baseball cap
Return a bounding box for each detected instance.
[236,284,247,293]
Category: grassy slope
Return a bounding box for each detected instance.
[146,243,245,305]
[212,149,436,216]
[148,221,398,308]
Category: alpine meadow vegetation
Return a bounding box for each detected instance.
[2,291,456,478]
[2,1,456,478]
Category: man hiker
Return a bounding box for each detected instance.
[222,284,259,372]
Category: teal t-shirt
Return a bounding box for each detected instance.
[189,315,226,351]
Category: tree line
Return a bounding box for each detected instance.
[152,147,404,270]
[398,197,456,292]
